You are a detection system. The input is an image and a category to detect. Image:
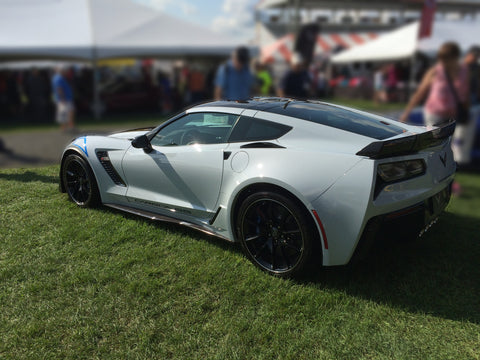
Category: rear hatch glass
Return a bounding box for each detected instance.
[268,102,406,140]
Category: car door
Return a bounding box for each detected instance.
[122,111,239,220]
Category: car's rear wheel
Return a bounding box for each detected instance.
[236,192,314,277]
[62,154,100,208]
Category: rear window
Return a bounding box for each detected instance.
[228,116,292,142]
[268,102,405,140]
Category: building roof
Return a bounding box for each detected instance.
[257,0,480,11]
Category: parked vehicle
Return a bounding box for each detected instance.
[60,98,456,277]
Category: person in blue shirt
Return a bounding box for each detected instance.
[52,67,75,131]
[214,46,254,101]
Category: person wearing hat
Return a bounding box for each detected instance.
[214,46,254,101]
[277,53,312,99]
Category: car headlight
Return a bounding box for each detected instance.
[377,159,426,183]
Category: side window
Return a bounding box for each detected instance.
[228,116,292,143]
[150,112,239,146]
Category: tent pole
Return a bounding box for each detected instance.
[408,52,416,100]
[293,0,300,35]
[92,60,101,119]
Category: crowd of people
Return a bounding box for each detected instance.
[0,44,479,169]
[0,49,431,125]
[0,47,385,125]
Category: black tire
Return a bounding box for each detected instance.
[62,153,100,208]
[236,191,315,278]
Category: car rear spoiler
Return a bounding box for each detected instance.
[356,121,456,159]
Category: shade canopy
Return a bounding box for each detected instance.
[331,20,480,63]
[261,32,378,63]
[0,0,247,61]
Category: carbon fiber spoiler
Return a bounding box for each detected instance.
[356,121,456,159]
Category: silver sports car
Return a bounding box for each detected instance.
[60,98,456,277]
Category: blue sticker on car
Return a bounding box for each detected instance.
[73,136,88,157]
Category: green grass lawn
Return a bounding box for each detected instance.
[1,166,479,359]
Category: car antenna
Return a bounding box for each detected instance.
[283,98,294,109]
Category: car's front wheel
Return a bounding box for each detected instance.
[62,153,100,208]
[236,192,315,277]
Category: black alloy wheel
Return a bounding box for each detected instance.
[62,154,99,207]
[237,192,315,277]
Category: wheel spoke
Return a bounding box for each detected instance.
[281,213,294,229]
[279,245,291,269]
[271,241,276,270]
[253,239,269,259]
[245,235,261,242]
[267,201,276,221]
[283,229,301,235]
[282,241,302,253]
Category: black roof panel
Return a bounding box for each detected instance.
[196,98,405,140]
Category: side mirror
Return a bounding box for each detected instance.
[132,134,153,153]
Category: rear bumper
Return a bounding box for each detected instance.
[352,181,452,261]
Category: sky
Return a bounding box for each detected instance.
[131,0,258,42]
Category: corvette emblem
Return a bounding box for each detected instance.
[439,152,447,167]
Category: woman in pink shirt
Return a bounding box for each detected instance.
[400,42,469,195]
[400,42,469,127]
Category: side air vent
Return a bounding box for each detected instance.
[96,151,126,187]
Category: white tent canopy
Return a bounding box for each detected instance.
[0,0,245,61]
[331,20,480,64]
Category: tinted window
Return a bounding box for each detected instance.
[151,112,238,146]
[268,102,405,140]
[228,116,292,142]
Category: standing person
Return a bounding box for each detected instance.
[453,46,480,166]
[52,67,75,132]
[188,66,206,104]
[25,68,51,123]
[399,42,469,195]
[214,46,254,101]
[373,65,387,104]
[277,53,311,99]
[254,60,273,96]
[399,42,469,127]
[385,63,398,102]
[312,65,328,99]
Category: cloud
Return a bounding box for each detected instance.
[180,2,197,15]
[212,0,255,42]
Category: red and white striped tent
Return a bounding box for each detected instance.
[261,32,378,63]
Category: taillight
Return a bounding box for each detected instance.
[377,159,426,183]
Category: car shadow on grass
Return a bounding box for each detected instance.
[99,204,480,324]
[0,170,57,184]
[0,144,49,167]
[102,206,242,254]
[302,212,480,324]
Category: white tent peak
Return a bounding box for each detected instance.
[0,0,247,60]
[331,19,480,64]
